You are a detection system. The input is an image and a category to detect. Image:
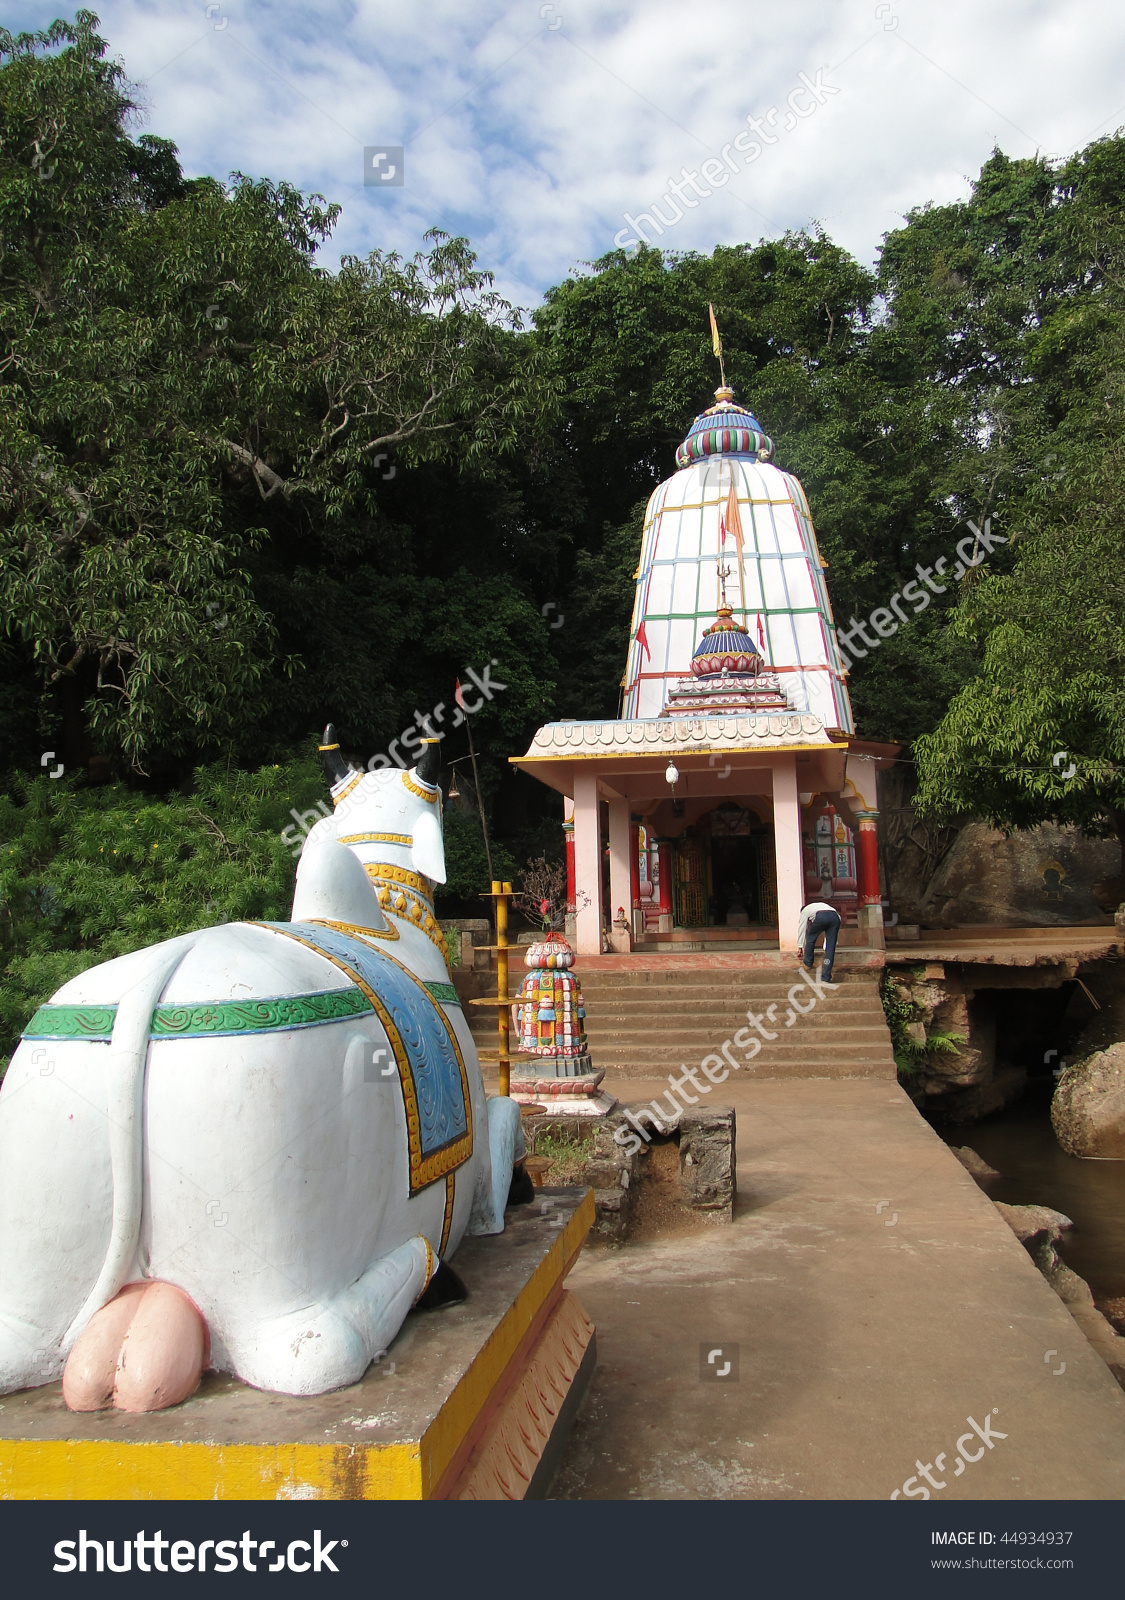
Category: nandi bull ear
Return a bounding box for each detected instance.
[412,808,446,884]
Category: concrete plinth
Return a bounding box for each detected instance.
[0,1192,594,1501]
[514,1091,619,1118]
[512,1064,617,1118]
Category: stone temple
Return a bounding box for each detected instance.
[512,385,896,956]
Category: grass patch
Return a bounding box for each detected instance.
[527,1125,593,1185]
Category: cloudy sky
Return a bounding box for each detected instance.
[9,0,1125,311]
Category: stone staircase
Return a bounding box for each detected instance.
[458,962,896,1081]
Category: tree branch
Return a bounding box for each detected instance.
[203,435,306,499]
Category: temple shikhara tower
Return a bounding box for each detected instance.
[513,360,895,956]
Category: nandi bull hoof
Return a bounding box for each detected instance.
[63,1282,208,1413]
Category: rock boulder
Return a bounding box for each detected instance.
[994,1201,1073,1245]
[1051,1043,1125,1159]
[952,1145,1000,1182]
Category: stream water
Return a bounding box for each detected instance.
[939,1081,1125,1304]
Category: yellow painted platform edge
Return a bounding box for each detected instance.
[418,1188,596,1497]
[0,1192,595,1502]
[0,1437,422,1502]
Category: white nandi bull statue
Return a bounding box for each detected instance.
[0,731,527,1411]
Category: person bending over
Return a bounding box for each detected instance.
[797,884,841,983]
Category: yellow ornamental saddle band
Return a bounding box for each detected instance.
[367,862,433,898]
[364,867,449,966]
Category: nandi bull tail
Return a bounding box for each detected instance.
[0,932,205,1395]
[62,933,206,1349]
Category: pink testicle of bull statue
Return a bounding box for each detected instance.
[62,1282,209,1413]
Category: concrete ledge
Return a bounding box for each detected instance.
[0,1191,594,1501]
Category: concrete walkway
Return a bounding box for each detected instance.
[552,1078,1125,1500]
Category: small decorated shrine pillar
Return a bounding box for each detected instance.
[510,933,616,1118]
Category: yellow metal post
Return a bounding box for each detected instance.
[495,880,510,1095]
[470,881,531,1093]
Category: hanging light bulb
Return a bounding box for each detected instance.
[665,761,680,787]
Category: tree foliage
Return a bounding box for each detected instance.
[0,757,322,1066]
[912,144,1125,867]
[0,13,548,773]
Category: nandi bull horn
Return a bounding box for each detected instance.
[319,723,358,790]
[415,736,441,789]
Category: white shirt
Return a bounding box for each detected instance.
[797,901,839,950]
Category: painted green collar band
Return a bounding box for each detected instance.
[23,981,462,1043]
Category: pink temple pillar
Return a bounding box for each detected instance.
[572,772,602,956]
[771,754,803,958]
[607,798,633,953]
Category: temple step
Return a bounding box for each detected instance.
[465,969,896,1082]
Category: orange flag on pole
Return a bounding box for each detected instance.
[708,302,722,360]
[724,477,744,548]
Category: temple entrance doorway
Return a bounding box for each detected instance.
[711,833,762,925]
[669,805,778,930]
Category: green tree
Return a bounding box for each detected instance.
[913,155,1125,877]
[0,13,546,774]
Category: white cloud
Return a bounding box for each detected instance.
[13,0,1125,310]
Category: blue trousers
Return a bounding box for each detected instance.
[803,909,841,981]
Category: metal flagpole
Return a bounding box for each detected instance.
[465,712,494,886]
